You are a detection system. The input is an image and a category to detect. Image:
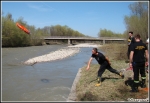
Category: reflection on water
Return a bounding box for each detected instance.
[2,45,97,101]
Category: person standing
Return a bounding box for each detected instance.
[129,34,149,92]
[86,48,124,87]
[127,31,135,59]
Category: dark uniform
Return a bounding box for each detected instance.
[130,41,148,91]
[127,36,135,59]
[91,52,124,83]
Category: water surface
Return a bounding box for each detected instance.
[2,45,97,101]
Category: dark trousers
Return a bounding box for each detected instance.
[98,61,120,77]
[127,46,131,59]
[132,62,146,82]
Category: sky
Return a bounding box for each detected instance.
[1,1,139,37]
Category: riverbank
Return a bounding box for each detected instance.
[24,43,101,65]
[67,43,149,101]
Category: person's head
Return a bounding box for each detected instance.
[129,31,133,37]
[92,48,98,54]
[134,34,141,41]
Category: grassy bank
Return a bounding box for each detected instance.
[76,43,149,101]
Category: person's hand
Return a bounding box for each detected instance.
[86,66,89,71]
[129,63,132,68]
[145,61,149,67]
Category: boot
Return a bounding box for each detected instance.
[95,77,101,87]
[130,82,139,92]
[140,79,146,88]
[119,72,124,79]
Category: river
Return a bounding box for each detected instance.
[2,45,97,101]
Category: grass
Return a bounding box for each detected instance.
[76,43,149,101]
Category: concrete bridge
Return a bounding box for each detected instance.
[42,36,126,45]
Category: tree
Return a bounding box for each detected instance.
[2,12,87,47]
[98,29,124,38]
[49,25,85,37]
[124,2,148,42]
[2,13,32,47]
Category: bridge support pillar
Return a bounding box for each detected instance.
[68,39,71,45]
[103,40,105,45]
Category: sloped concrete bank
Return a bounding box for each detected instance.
[67,68,82,101]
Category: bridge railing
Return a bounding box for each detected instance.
[42,36,95,38]
[42,36,125,39]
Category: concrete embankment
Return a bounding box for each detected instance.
[67,68,82,101]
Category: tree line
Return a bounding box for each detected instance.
[98,2,148,42]
[2,13,86,47]
[98,29,125,38]
[2,2,148,47]
[124,2,148,42]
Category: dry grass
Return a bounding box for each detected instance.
[100,43,128,60]
[76,43,149,101]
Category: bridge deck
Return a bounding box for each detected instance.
[42,36,126,40]
[42,36,126,45]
